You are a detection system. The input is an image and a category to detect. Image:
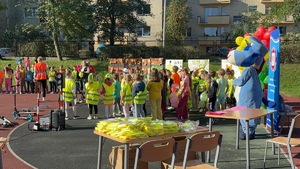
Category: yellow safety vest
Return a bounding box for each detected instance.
[192,77,199,90]
[85,82,100,105]
[122,83,132,104]
[133,82,147,104]
[63,78,75,102]
[199,79,205,92]
[103,83,114,105]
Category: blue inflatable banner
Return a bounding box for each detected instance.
[267,29,280,132]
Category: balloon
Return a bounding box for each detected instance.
[257,26,267,34]
[200,92,208,102]
[198,100,206,108]
[253,32,263,40]
[244,33,252,38]
[239,39,248,49]
[263,31,271,41]
[267,26,276,32]
[264,52,270,61]
[235,36,244,46]
[261,40,269,49]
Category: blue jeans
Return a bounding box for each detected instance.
[134,104,145,117]
[240,119,259,135]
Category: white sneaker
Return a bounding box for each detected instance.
[42,97,45,101]
[65,117,69,120]
[87,115,92,120]
[93,116,98,120]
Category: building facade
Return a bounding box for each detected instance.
[138,0,298,55]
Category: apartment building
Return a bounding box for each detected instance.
[138,0,298,55]
[0,0,40,42]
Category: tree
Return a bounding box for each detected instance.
[266,0,300,25]
[165,0,191,46]
[20,0,96,60]
[94,0,146,46]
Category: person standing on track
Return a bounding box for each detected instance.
[34,56,48,101]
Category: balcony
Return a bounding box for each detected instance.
[198,15,230,25]
[198,36,225,45]
[199,0,231,5]
[261,0,284,4]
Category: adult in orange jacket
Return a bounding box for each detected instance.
[35,56,48,101]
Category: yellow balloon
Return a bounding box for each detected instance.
[236,46,244,50]
[264,52,270,61]
[240,39,248,49]
[235,36,244,46]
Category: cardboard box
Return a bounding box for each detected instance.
[109,144,148,169]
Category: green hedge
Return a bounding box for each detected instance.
[281,44,300,64]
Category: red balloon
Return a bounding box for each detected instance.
[244,33,252,38]
[261,39,270,49]
[263,31,271,41]
[257,26,267,34]
[254,32,263,40]
[267,26,276,32]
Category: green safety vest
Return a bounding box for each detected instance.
[134,82,147,104]
[199,79,205,92]
[86,82,100,105]
[192,76,199,89]
[103,83,114,105]
[122,83,132,104]
[63,78,75,102]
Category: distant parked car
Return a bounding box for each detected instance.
[0,48,11,57]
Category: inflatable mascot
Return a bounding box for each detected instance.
[227,36,275,140]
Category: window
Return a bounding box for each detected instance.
[220,27,225,35]
[204,7,218,22]
[137,4,150,15]
[265,6,271,15]
[204,27,218,36]
[185,27,191,37]
[221,7,226,15]
[233,16,242,23]
[138,26,150,37]
[24,7,37,18]
[248,6,257,12]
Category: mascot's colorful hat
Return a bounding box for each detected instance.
[227,36,268,68]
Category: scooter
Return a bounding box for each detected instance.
[11,85,35,121]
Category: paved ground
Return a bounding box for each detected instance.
[1,93,300,169]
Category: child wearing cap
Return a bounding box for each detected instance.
[101,73,115,118]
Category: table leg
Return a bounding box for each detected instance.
[236,119,240,149]
[207,118,212,163]
[246,120,250,169]
[97,136,103,169]
[124,143,129,169]
[271,114,275,154]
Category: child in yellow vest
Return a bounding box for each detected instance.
[85,73,100,120]
[121,74,132,118]
[101,73,115,118]
[63,68,77,120]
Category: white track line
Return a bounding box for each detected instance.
[6,122,38,169]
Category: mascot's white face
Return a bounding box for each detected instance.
[227,36,268,68]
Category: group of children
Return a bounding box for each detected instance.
[80,65,237,122]
[0,57,34,94]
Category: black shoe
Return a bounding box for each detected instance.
[250,132,255,140]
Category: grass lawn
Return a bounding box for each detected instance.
[0,57,299,97]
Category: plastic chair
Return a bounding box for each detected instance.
[278,95,298,135]
[263,114,300,169]
[134,137,176,169]
[165,131,222,169]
